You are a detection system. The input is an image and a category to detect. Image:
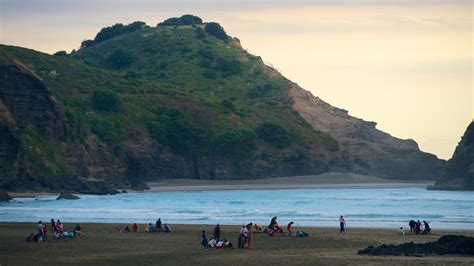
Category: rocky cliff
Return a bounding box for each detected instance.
[429,121,474,190]
[0,16,445,193]
[287,85,444,179]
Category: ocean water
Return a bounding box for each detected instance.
[1,188,473,230]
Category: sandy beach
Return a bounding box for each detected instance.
[0,222,472,265]
[145,173,434,192]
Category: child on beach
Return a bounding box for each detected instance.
[163,224,171,233]
[287,221,294,236]
[398,227,405,235]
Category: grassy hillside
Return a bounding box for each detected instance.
[0,17,341,192]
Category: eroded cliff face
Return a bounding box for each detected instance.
[429,121,474,190]
[0,52,125,193]
[287,84,444,180]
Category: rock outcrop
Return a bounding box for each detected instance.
[56,192,80,200]
[287,85,444,180]
[0,191,12,202]
[358,235,474,256]
[0,50,127,194]
[429,121,474,190]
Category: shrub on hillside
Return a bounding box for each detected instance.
[53,51,68,57]
[256,122,293,148]
[213,128,256,159]
[204,22,228,41]
[107,49,133,69]
[215,57,241,76]
[92,89,121,112]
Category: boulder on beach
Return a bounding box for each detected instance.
[358,235,474,256]
[56,192,80,200]
[0,191,12,202]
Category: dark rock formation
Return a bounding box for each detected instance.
[429,121,474,190]
[56,192,80,200]
[0,50,129,193]
[0,190,12,202]
[358,235,474,256]
[288,85,444,180]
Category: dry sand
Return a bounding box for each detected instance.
[0,223,472,265]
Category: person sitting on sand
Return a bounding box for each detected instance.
[296,230,309,237]
[208,237,217,248]
[409,220,416,233]
[223,239,233,249]
[74,224,82,237]
[26,233,36,242]
[201,230,208,248]
[287,221,294,236]
[216,239,224,249]
[254,224,262,231]
[163,224,171,233]
[132,223,138,232]
[339,215,346,234]
[422,221,431,234]
[398,227,405,235]
[214,224,221,240]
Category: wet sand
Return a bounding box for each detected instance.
[145,173,433,192]
[0,222,472,265]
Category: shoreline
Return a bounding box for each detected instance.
[6,173,435,198]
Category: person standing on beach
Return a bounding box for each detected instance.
[37,221,45,242]
[50,219,56,235]
[156,218,162,232]
[201,230,208,248]
[246,223,253,248]
[339,215,346,234]
[287,221,294,236]
[213,224,221,240]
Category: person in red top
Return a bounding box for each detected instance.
[287,221,294,236]
[132,223,139,232]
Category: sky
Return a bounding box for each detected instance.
[0,0,472,159]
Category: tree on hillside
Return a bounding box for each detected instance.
[204,22,228,41]
[158,14,203,26]
[80,21,147,49]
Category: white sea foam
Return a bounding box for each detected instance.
[0,188,473,229]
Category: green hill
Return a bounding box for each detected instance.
[0,15,444,193]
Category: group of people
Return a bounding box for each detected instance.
[201,224,234,249]
[145,218,172,233]
[201,217,315,250]
[27,219,82,242]
[407,220,431,235]
[118,219,172,233]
